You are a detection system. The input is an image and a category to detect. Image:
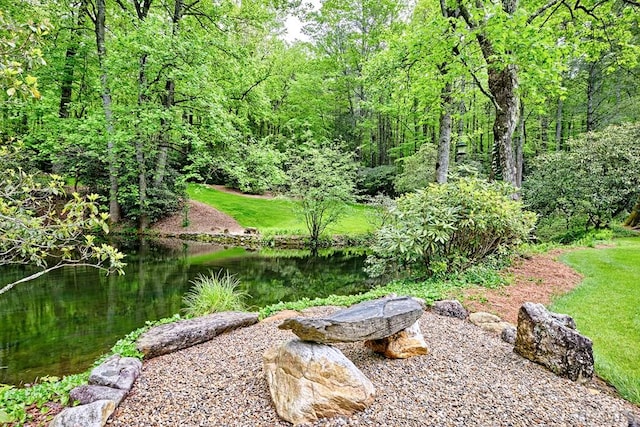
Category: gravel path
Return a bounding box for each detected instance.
[108,308,640,426]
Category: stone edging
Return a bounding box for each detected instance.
[49,311,259,427]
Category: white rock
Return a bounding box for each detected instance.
[263,339,375,425]
[49,399,114,427]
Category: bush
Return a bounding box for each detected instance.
[357,165,397,196]
[182,271,248,317]
[394,143,437,194]
[524,123,640,232]
[366,177,537,277]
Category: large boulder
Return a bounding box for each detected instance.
[263,339,375,425]
[70,385,127,406]
[89,354,142,391]
[364,321,428,359]
[279,296,424,343]
[49,399,114,427]
[136,311,258,358]
[514,302,594,383]
[432,299,468,319]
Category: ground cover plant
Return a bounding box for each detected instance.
[552,237,640,404]
[187,183,373,236]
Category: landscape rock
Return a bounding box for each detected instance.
[468,312,513,334]
[70,385,127,406]
[279,296,424,343]
[626,411,640,427]
[89,355,142,391]
[501,324,517,345]
[364,321,428,358]
[263,339,375,425]
[514,302,594,383]
[49,399,115,427]
[136,311,258,358]
[432,299,468,319]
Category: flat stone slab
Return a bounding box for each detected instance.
[89,355,142,391]
[279,296,424,343]
[136,311,259,358]
[70,384,128,406]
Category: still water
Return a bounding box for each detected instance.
[0,239,373,385]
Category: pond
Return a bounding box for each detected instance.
[0,239,375,386]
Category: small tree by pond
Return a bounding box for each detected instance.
[366,177,536,278]
[287,145,357,251]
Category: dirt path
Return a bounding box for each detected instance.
[151,200,245,235]
[458,250,583,323]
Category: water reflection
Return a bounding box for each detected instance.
[0,239,373,385]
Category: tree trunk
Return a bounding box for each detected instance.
[625,199,640,228]
[59,2,85,118]
[586,61,597,132]
[515,101,525,188]
[436,82,453,184]
[154,0,183,188]
[555,96,563,150]
[58,47,77,119]
[95,0,120,222]
[137,53,150,230]
[488,63,519,190]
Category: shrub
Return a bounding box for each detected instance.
[524,123,640,233]
[182,271,248,317]
[394,143,437,194]
[366,177,537,277]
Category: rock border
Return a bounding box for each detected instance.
[49,311,259,427]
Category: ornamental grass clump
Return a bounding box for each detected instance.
[366,177,537,278]
[182,270,248,317]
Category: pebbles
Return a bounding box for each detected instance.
[108,309,639,426]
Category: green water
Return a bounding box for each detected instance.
[0,239,373,385]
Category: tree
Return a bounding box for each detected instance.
[525,123,640,232]
[287,144,357,251]
[0,12,124,295]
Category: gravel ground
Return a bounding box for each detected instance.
[108,307,640,427]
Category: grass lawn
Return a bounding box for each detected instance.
[551,237,640,404]
[187,183,374,235]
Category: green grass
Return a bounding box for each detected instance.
[187,183,373,235]
[551,237,640,404]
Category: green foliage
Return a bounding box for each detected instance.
[367,177,536,277]
[287,144,358,248]
[182,271,248,317]
[357,165,397,196]
[0,372,87,424]
[394,143,437,194]
[552,238,640,404]
[0,152,126,295]
[525,123,640,234]
[0,10,51,100]
[258,263,505,319]
[210,139,287,195]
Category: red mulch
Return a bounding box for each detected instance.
[460,250,583,323]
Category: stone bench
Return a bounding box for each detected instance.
[278,295,428,358]
[265,296,428,425]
